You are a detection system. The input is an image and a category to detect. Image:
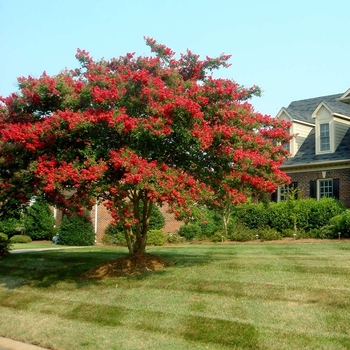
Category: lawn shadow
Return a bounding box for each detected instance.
[0,247,223,289]
[0,248,128,289]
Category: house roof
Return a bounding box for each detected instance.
[281,128,350,168]
[286,93,344,124]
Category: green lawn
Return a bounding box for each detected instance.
[11,241,61,250]
[1,242,350,349]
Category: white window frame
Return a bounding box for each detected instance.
[278,185,289,202]
[320,123,330,151]
[317,178,333,200]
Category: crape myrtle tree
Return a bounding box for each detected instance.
[0,38,292,254]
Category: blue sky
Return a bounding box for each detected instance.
[1,0,349,117]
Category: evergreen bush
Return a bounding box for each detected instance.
[0,233,12,256]
[259,228,282,241]
[227,222,257,242]
[24,199,55,240]
[147,230,167,246]
[0,218,23,237]
[236,203,269,229]
[58,212,95,246]
[328,210,350,238]
[167,233,186,244]
[178,224,201,241]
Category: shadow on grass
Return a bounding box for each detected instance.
[0,248,127,289]
[0,247,222,289]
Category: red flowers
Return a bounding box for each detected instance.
[0,37,291,242]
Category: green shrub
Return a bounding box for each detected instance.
[306,198,345,230]
[227,223,257,242]
[103,224,127,246]
[147,230,167,246]
[236,203,269,229]
[0,218,23,237]
[9,235,32,243]
[0,233,12,256]
[210,231,226,243]
[267,202,294,232]
[281,228,296,238]
[308,226,335,239]
[259,228,282,241]
[24,199,55,240]
[167,233,186,244]
[328,210,350,238]
[178,224,201,241]
[199,221,218,237]
[58,212,95,246]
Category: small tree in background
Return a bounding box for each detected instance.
[58,211,95,246]
[24,198,55,240]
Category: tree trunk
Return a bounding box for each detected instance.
[123,194,153,255]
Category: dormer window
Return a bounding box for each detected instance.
[320,123,330,151]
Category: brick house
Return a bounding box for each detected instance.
[274,88,350,207]
[54,203,184,243]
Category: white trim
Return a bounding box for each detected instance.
[338,88,350,100]
[312,102,333,118]
[317,178,333,200]
[94,202,98,242]
[281,161,350,171]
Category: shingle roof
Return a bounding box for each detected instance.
[282,128,350,167]
[324,101,350,117]
[286,93,344,124]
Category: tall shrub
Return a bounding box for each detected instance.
[24,199,55,240]
[58,212,95,246]
[236,203,269,229]
[307,198,345,230]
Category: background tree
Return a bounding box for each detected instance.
[0,38,291,255]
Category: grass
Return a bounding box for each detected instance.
[1,242,350,349]
[11,241,61,250]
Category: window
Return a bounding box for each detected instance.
[279,185,291,201]
[276,182,298,202]
[320,123,330,151]
[309,179,339,200]
[319,179,333,198]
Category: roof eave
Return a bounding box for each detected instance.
[281,158,350,169]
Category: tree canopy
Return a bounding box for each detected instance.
[0,38,291,254]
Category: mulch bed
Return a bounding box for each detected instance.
[81,253,174,278]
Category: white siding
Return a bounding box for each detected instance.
[334,117,350,149]
[292,122,312,154]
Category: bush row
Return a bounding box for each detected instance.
[236,198,345,233]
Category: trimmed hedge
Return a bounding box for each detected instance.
[10,235,32,243]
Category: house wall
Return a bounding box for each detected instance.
[334,117,350,149]
[287,168,350,207]
[293,122,313,154]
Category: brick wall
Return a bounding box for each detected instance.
[92,203,184,243]
[287,168,350,208]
